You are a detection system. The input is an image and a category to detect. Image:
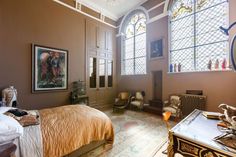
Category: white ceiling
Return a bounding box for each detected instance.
[77,0,148,21]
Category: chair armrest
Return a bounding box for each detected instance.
[115,98,119,103]
[130,96,135,101]
[163,100,169,107]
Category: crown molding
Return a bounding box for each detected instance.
[75,0,119,21]
[54,0,117,28]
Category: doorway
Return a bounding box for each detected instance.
[153,71,162,100]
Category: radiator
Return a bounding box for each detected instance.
[180,94,207,116]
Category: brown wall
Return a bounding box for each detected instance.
[0,0,115,110]
[117,0,236,112]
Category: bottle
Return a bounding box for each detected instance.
[215,59,219,70]
[222,58,227,70]
[178,63,181,72]
[207,59,212,70]
[170,64,173,72]
[174,64,177,72]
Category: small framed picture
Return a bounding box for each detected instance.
[32,44,68,92]
[150,39,163,59]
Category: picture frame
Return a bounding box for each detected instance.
[150,38,163,59]
[32,44,68,92]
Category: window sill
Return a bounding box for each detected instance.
[168,69,233,74]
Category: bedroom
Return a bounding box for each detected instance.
[0,0,236,157]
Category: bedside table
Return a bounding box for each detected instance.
[0,142,17,157]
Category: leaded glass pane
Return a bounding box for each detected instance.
[136,20,146,35]
[126,24,134,38]
[139,13,146,20]
[122,11,146,75]
[135,33,146,58]
[170,0,229,72]
[125,38,134,59]
[171,48,195,72]
[130,14,139,24]
[196,2,228,45]
[196,41,229,71]
[171,15,194,50]
[197,0,227,11]
[135,57,146,74]
[171,0,194,20]
[124,59,134,75]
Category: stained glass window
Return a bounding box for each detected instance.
[170,0,229,72]
[122,12,147,75]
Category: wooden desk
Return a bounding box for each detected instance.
[168,109,236,157]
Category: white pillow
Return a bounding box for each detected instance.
[0,114,23,143]
[0,107,16,114]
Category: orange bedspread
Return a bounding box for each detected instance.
[39,105,114,157]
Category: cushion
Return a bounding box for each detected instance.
[120,92,130,100]
[4,109,39,127]
[163,106,177,114]
[136,92,143,100]
[0,107,15,114]
[131,101,142,106]
[0,114,23,143]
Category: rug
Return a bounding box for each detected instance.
[81,110,174,157]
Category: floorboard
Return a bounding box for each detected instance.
[81,109,175,157]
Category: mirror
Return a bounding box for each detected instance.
[108,60,113,87]
[231,35,236,70]
[89,57,96,88]
[99,59,105,88]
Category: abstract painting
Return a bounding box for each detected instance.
[32,44,68,92]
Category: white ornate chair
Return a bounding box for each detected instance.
[163,94,182,120]
[130,92,144,110]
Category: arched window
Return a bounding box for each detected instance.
[169,0,229,72]
[121,11,147,75]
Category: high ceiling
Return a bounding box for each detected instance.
[77,0,148,20]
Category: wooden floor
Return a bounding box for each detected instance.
[81,109,176,157]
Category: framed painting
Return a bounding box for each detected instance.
[150,39,163,59]
[32,44,68,92]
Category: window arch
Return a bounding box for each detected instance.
[169,0,229,72]
[121,10,147,75]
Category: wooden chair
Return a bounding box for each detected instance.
[113,92,131,112]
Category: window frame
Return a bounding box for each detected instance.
[168,0,230,73]
[120,9,148,76]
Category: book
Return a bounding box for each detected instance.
[202,111,222,119]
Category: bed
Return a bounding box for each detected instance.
[5,105,114,157]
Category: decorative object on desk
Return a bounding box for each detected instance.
[178,63,181,72]
[215,59,219,70]
[219,104,236,132]
[220,21,236,71]
[207,59,212,70]
[32,44,68,92]
[202,111,222,119]
[150,39,163,59]
[214,133,236,153]
[2,86,17,107]
[170,64,173,72]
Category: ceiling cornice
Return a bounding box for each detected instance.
[76,0,119,21]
